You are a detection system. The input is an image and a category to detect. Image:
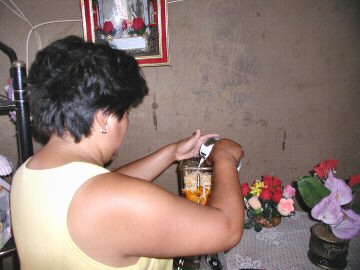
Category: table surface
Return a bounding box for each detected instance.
[178,211,360,270]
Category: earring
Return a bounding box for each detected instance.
[100,125,108,134]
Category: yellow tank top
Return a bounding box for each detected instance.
[10,160,173,270]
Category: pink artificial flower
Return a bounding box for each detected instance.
[248,196,262,210]
[277,198,295,216]
[283,185,296,199]
[331,209,360,240]
[325,171,353,205]
[311,192,343,225]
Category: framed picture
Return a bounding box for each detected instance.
[80,0,169,67]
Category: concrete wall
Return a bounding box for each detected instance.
[1,0,359,196]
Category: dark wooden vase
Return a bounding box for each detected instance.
[253,215,281,228]
[308,223,350,270]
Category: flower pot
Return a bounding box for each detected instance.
[253,216,281,228]
[308,223,350,270]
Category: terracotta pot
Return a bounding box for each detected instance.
[308,223,349,270]
[253,216,281,228]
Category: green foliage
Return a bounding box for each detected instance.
[297,176,331,208]
[352,184,360,193]
[244,219,254,229]
[254,223,263,232]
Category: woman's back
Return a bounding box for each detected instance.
[10,160,172,270]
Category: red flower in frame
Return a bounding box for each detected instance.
[103,21,115,34]
[133,18,145,31]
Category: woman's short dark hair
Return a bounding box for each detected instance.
[28,35,149,143]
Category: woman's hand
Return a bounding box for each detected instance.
[174,129,219,161]
[207,139,244,167]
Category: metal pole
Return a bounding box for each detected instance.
[11,61,33,165]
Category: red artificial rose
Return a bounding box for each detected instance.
[272,190,283,203]
[133,18,145,31]
[349,174,360,187]
[260,187,272,201]
[103,21,115,34]
[272,177,282,187]
[241,183,251,196]
[263,175,273,187]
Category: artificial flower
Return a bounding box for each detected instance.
[103,21,115,34]
[311,192,343,225]
[259,187,272,201]
[272,190,283,203]
[297,158,360,240]
[244,175,296,232]
[283,185,296,199]
[349,174,360,187]
[241,183,250,196]
[250,180,264,197]
[325,171,353,205]
[248,196,262,211]
[331,209,360,240]
[313,159,338,180]
[277,198,295,216]
[133,18,145,31]
[263,175,282,188]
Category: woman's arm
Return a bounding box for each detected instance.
[113,129,218,181]
[69,139,245,262]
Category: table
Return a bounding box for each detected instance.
[184,211,360,270]
[227,211,360,270]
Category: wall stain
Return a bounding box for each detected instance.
[152,95,158,130]
[282,130,287,151]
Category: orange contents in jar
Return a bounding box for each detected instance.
[183,171,212,205]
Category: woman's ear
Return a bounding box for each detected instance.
[94,110,109,133]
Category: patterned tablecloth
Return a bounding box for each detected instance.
[192,211,360,270]
[226,211,360,270]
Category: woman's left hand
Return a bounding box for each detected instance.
[174,129,219,161]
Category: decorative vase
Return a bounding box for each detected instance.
[308,223,350,270]
[253,215,281,228]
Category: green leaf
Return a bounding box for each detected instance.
[297,176,331,208]
[244,219,254,229]
[350,203,360,214]
[247,210,256,219]
[352,184,360,192]
[254,223,263,232]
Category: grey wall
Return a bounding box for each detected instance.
[1,0,359,197]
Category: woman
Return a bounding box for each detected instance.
[10,36,245,270]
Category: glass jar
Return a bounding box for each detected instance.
[174,158,213,270]
[178,158,213,205]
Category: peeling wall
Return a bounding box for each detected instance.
[1,0,359,196]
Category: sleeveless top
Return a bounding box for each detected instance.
[10,160,173,270]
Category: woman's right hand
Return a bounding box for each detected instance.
[207,139,244,169]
